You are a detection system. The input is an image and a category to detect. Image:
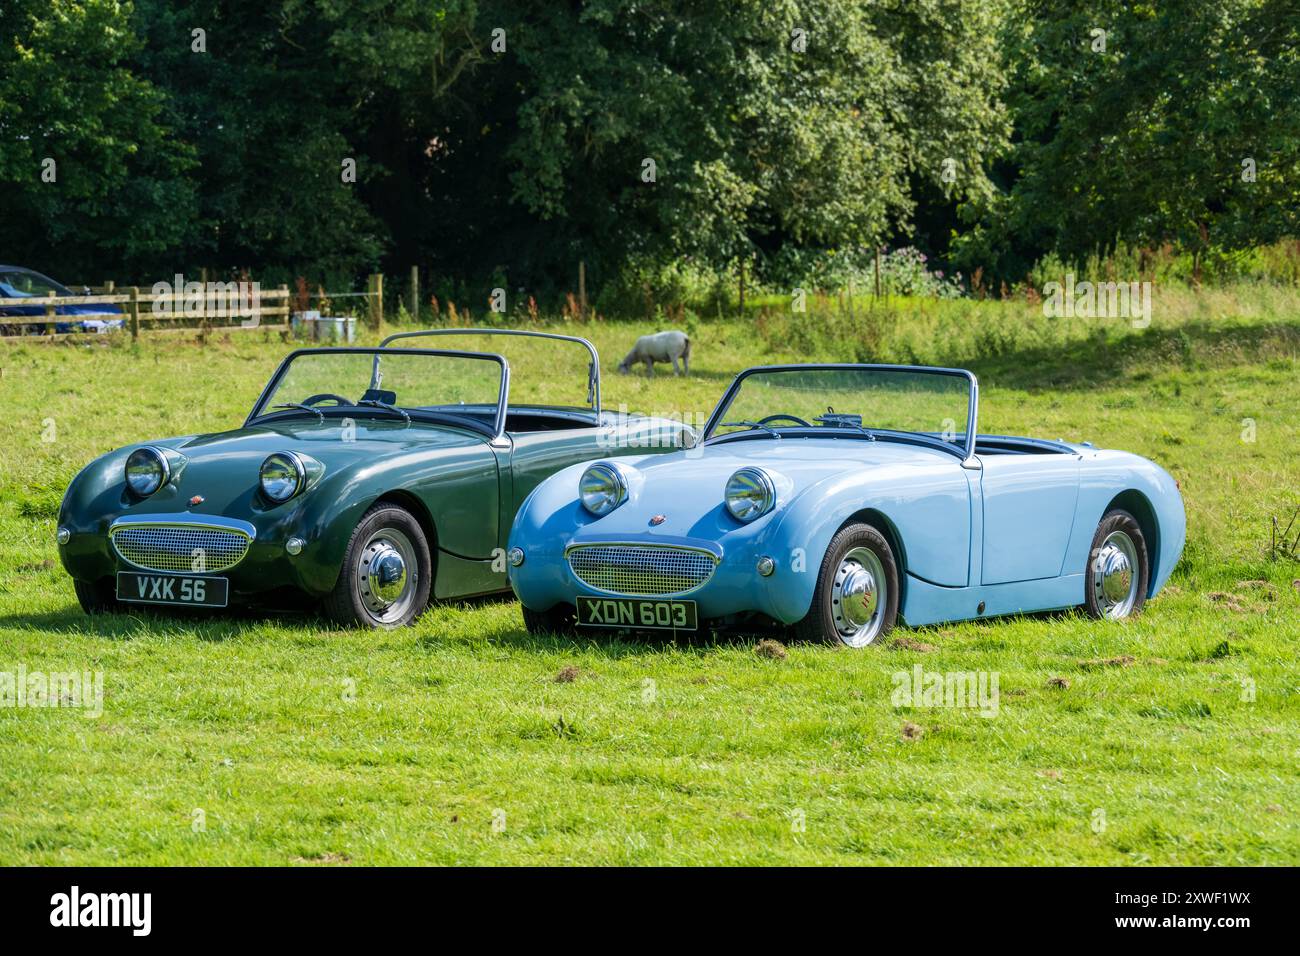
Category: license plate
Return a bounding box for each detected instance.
[116,572,229,608]
[576,595,698,631]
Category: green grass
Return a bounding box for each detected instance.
[1,292,1298,865]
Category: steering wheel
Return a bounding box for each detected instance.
[300,393,352,407]
[758,413,811,427]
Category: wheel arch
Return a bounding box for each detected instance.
[1104,489,1159,596]
[839,508,907,605]
[373,489,439,553]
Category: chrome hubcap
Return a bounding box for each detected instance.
[1093,530,1139,619]
[357,528,417,624]
[831,546,886,647]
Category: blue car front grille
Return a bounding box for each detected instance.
[567,544,717,596]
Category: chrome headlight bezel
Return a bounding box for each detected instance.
[579,463,627,516]
[725,467,775,522]
[124,446,170,498]
[260,451,307,503]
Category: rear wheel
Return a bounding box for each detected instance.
[521,604,575,636]
[791,522,899,647]
[325,503,432,628]
[74,578,119,615]
[1083,509,1149,620]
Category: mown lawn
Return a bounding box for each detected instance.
[1,294,1297,865]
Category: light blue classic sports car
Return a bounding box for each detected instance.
[506,363,1185,646]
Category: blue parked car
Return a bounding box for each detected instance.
[0,265,124,335]
[507,363,1185,646]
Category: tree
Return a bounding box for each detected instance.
[463,0,1009,288]
[0,0,198,280]
[957,0,1300,282]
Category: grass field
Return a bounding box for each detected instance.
[1,289,1298,865]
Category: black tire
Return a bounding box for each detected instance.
[1083,509,1149,620]
[521,604,576,636]
[324,503,433,628]
[791,522,899,647]
[74,578,119,615]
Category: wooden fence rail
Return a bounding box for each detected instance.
[0,284,293,342]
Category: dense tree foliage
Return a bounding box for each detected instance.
[1,0,1295,292]
[0,0,197,278]
[957,0,1300,280]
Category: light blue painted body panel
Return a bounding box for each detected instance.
[508,434,1186,630]
[980,455,1080,583]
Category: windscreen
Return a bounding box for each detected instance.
[256,349,504,416]
[383,331,595,410]
[710,367,972,451]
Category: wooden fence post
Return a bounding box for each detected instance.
[368,273,383,331]
[578,261,587,318]
[129,287,140,339]
[738,258,746,316]
[408,266,419,322]
[875,247,883,299]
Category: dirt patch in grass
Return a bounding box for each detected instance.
[1078,655,1136,669]
[291,852,350,865]
[1236,579,1276,593]
[889,636,935,652]
[1207,591,1250,613]
[553,665,581,683]
[1206,583,1281,614]
[754,639,787,660]
[1047,676,1071,689]
[14,559,55,573]
[901,721,924,741]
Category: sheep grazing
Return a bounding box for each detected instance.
[617,330,691,376]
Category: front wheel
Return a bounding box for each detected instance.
[324,503,432,628]
[791,522,899,647]
[1083,509,1149,620]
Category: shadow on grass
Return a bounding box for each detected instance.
[0,597,338,641]
[613,367,736,385]
[951,320,1298,392]
[482,613,780,659]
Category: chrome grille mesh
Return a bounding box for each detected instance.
[568,545,716,596]
[111,525,250,573]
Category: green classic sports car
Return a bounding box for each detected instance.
[56,329,692,627]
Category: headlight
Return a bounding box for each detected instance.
[125,446,169,497]
[579,464,627,516]
[725,467,775,522]
[260,452,306,503]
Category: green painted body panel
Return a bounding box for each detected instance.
[58,408,689,606]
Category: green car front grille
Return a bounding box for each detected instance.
[110,524,251,574]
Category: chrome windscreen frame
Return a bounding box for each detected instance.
[378,328,602,414]
[702,363,980,466]
[245,346,511,441]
